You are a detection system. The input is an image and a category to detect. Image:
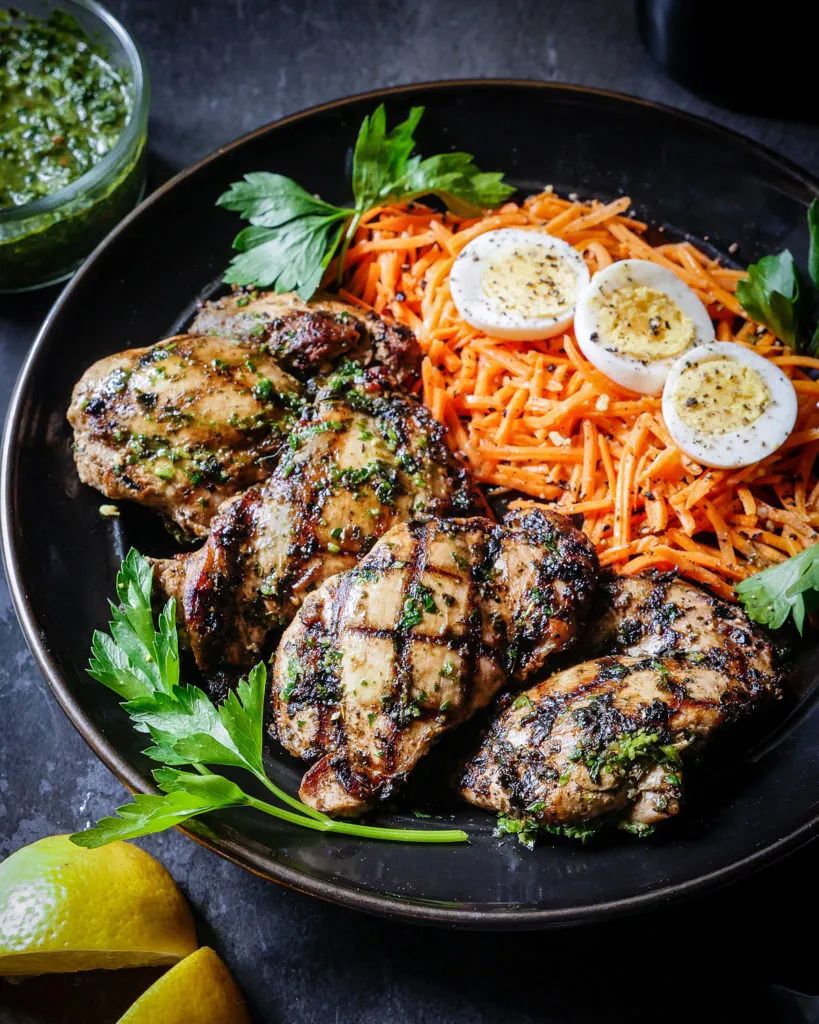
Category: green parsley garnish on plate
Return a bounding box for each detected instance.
[70,550,467,848]
[736,199,819,354]
[735,541,819,634]
[216,104,514,299]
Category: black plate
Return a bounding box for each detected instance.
[3,81,818,928]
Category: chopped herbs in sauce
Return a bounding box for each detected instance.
[0,9,132,207]
[398,582,438,630]
[496,813,600,850]
[253,377,275,402]
[280,659,302,701]
[617,821,656,838]
[570,723,680,785]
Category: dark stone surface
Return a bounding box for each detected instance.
[0,2,817,1021]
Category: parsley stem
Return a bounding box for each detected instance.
[192,761,330,824]
[253,770,330,822]
[245,796,468,844]
[336,208,362,284]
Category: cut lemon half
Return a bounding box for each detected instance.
[0,835,197,976]
[116,947,251,1024]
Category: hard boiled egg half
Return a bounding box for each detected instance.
[662,342,797,469]
[574,259,715,395]
[449,229,590,340]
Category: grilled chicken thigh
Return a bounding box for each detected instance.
[271,509,598,816]
[190,290,421,389]
[69,297,421,538]
[68,334,302,537]
[154,367,478,672]
[460,573,780,836]
[585,572,775,663]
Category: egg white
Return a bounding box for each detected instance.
[661,342,797,470]
[449,229,590,340]
[574,259,715,395]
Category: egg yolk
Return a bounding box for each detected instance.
[673,358,769,433]
[595,285,695,361]
[481,246,579,319]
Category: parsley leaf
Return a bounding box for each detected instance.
[352,104,513,216]
[390,150,516,217]
[351,104,425,211]
[808,199,819,287]
[126,663,268,781]
[736,199,819,355]
[219,174,349,298]
[736,251,802,350]
[219,105,513,298]
[72,550,467,848]
[735,541,819,633]
[71,773,248,848]
[88,548,179,700]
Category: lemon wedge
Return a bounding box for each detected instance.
[116,947,251,1024]
[0,835,198,976]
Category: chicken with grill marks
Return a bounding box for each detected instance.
[68,334,303,538]
[460,572,780,837]
[69,296,421,539]
[153,365,480,673]
[270,508,599,816]
[189,289,422,389]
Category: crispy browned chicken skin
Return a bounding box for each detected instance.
[271,509,598,816]
[68,334,302,538]
[190,289,421,390]
[154,366,479,672]
[460,573,780,837]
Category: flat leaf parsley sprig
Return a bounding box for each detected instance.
[217,104,514,299]
[735,541,819,634]
[70,550,467,848]
[732,202,819,628]
[736,198,819,354]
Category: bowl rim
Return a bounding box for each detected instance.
[3,78,818,928]
[0,0,150,224]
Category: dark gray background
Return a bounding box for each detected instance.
[1,2,818,1021]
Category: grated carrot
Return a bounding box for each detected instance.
[340,190,819,596]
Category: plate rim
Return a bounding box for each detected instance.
[3,78,818,928]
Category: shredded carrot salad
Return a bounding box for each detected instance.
[335,190,819,600]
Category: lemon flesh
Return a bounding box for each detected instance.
[0,835,197,976]
[116,947,251,1024]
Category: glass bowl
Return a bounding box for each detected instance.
[0,0,149,293]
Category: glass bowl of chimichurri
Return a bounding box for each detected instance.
[0,0,149,292]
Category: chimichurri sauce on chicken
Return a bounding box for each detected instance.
[68,289,785,841]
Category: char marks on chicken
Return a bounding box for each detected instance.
[190,290,422,390]
[69,295,422,539]
[460,573,780,836]
[153,364,480,672]
[68,334,303,538]
[271,509,598,816]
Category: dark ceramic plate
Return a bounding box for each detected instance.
[3,81,818,928]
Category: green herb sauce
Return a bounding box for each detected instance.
[0,8,145,291]
[0,9,132,207]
